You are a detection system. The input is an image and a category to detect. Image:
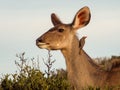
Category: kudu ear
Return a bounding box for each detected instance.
[79,36,87,54]
[79,36,87,49]
[72,6,91,30]
[51,13,62,26]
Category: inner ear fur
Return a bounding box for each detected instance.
[72,6,91,29]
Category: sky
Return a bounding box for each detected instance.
[0,0,120,75]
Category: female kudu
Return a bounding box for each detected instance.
[36,6,120,89]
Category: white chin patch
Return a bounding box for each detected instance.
[40,45,49,49]
[37,42,50,49]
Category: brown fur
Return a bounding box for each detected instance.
[36,6,120,90]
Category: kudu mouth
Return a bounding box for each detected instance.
[36,39,50,49]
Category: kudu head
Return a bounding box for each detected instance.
[36,6,91,50]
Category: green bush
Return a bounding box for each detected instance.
[0,52,70,90]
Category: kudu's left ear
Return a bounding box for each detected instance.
[79,36,87,49]
[51,13,62,26]
[72,6,91,30]
[79,36,87,54]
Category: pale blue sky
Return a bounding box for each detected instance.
[0,0,120,75]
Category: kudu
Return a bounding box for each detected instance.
[36,6,120,89]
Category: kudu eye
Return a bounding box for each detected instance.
[58,28,64,33]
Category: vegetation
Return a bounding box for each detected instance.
[0,52,70,90]
[94,55,120,71]
[0,51,120,90]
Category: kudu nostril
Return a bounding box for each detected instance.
[36,38,43,43]
[38,39,43,42]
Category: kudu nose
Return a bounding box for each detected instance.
[36,38,44,47]
[38,39,43,42]
[36,38,43,43]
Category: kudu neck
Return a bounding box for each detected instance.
[61,35,99,72]
[61,35,79,63]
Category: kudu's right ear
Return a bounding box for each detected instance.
[51,13,62,26]
[72,6,91,30]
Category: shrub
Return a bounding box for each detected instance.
[0,52,70,90]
